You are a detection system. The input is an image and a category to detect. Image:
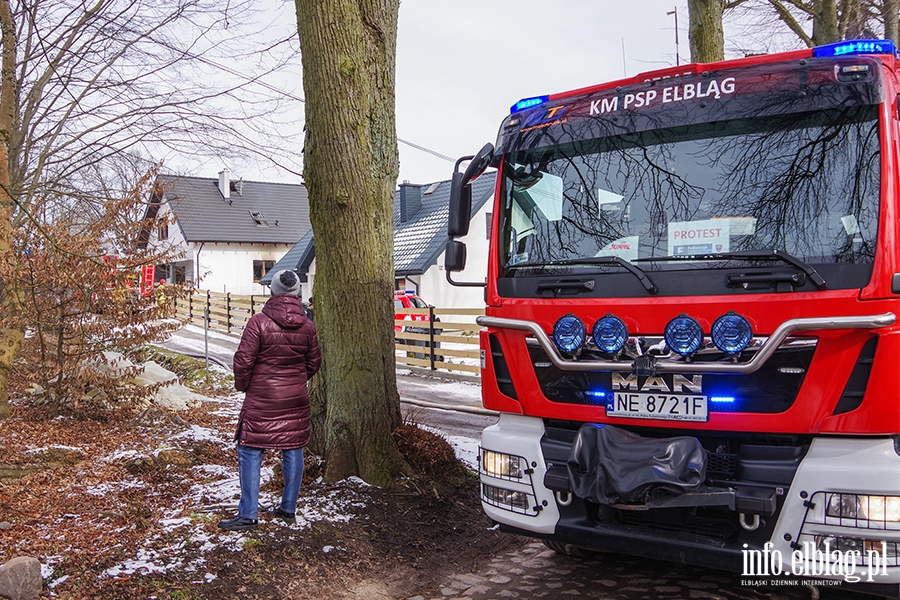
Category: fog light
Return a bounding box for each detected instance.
[664,315,703,356]
[482,449,523,479]
[815,535,899,559]
[482,483,531,511]
[592,314,628,353]
[553,315,585,353]
[816,534,866,554]
[711,312,752,354]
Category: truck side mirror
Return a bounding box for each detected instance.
[448,171,471,238]
[448,143,494,238]
[444,240,467,272]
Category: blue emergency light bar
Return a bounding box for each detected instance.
[813,39,897,58]
[510,95,548,114]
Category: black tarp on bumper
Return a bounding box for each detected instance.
[567,424,707,504]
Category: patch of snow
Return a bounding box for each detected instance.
[342,476,373,487]
[171,424,231,445]
[160,517,193,529]
[83,480,147,497]
[418,424,479,470]
[183,324,242,343]
[102,547,184,577]
[25,444,83,454]
[104,449,141,462]
[444,434,479,470]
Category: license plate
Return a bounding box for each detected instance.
[607,392,708,422]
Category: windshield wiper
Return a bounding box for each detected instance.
[635,249,826,290]
[547,256,658,294]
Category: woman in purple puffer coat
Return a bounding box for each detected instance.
[219,270,321,531]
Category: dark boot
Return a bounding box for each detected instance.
[217,516,258,531]
[266,507,296,524]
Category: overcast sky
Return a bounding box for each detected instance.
[178,1,802,187]
[394,0,693,184]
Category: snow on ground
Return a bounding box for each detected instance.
[65,325,486,580]
[94,432,378,580]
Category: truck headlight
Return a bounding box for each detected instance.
[826,493,900,522]
[482,449,523,479]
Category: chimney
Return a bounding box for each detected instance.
[399,181,421,223]
[218,168,230,199]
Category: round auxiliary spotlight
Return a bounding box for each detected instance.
[664,315,703,356]
[711,312,753,354]
[553,315,586,354]
[592,314,628,354]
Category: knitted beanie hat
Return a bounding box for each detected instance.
[270,270,301,296]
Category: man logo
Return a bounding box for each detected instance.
[611,373,703,393]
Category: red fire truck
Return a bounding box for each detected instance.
[446,40,900,596]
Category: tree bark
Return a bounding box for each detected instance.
[813,0,841,44]
[0,0,22,420]
[688,0,726,63]
[882,0,899,45]
[294,0,405,486]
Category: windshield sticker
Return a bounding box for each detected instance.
[720,216,757,236]
[668,219,730,256]
[509,252,529,266]
[590,77,736,116]
[519,105,568,132]
[841,214,861,235]
[597,189,624,213]
[599,236,639,262]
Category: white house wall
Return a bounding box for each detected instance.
[419,195,492,309]
[147,203,190,279]
[196,243,294,296]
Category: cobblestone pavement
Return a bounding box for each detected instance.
[405,541,870,600]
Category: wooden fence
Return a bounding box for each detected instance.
[175,292,483,381]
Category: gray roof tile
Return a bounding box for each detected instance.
[261,172,496,284]
[160,174,310,244]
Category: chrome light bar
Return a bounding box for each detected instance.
[476,313,896,375]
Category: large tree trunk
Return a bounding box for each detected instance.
[688,0,726,63]
[0,0,22,420]
[294,0,405,486]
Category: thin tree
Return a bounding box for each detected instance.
[13,166,183,416]
[750,1,890,47]
[294,0,407,486]
[0,0,300,419]
[882,0,900,44]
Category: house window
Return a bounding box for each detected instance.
[486,212,492,239]
[253,260,276,283]
[249,211,269,227]
[157,223,168,240]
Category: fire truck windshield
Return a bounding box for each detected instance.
[498,105,880,295]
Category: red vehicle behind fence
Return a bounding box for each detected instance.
[446,40,900,597]
[394,290,429,333]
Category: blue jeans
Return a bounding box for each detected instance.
[237,445,305,520]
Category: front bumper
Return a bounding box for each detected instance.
[479,415,900,595]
